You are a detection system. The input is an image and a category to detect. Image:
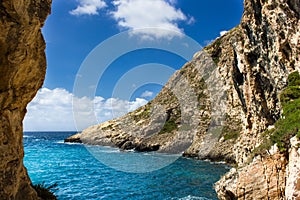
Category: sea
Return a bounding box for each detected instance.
[23,132,229,200]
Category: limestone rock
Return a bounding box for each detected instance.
[215,153,287,199]
[285,137,300,199]
[64,133,82,143]
[216,136,300,200]
[0,0,51,199]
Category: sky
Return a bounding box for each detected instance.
[24,0,244,131]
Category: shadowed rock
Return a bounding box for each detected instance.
[0,0,51,199]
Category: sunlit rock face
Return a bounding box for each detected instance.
[66,0,299,199]
[0,0,51,199]
[214,0,300,198]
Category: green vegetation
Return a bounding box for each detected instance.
[32,182,57,200]
[223,131,240,141]
[288,71,300,86]
[211,39,222,66]
[221,114,242,141]
[280,86,300,103]
[158,118,178,134]
[269,98,300,152]
[255,71,300,154]
[133,106,151,122]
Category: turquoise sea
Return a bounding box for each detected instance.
[23,132,229,200]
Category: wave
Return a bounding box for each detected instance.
[59,141,83,145]
[23,135,33,138]
[168,195,210,200]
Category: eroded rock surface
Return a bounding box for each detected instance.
[215,149,287,199]
[0,0,51,199]
[285,137,300,199]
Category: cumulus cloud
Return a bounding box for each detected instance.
[24,88,148,131]
[70,0,106,16]
[220,30,228,36]
[111,0,189,39]
[141,90,154,98]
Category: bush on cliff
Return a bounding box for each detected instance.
[288,71,300,87]
[255,71,300,155]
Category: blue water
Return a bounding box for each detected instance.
[23,132,229,200]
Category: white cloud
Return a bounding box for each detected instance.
[70,0,106,16]
[187,16,196,25]
[141,90,154,98]
[202,30,228,47]
[167,0,177,5]
[111,0,189,39]
[220,30,228,36]
[24,88,148,131]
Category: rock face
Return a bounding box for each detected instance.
[285,137,300,199]
[216,137,300,200]
[66,0,300,199]
[215,146,288,199]
[0,0,51,199]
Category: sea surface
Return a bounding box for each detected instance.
[23,132,229,200]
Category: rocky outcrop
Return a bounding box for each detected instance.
[215,146,287,199]
[216,137,300,200]
[214,0,300,198]
[66,0,299,199]
[285,137,300,199]
[0,0,51,199]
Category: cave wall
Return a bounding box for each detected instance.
[0,0,51,199]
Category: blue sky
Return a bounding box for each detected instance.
[24,0,244,131]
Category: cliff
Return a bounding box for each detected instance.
[0,0,51,199]
[66,0,299,199]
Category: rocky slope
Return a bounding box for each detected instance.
[66,0,299,199]
[0,0,51,199]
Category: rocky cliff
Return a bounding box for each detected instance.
[66,0,299,199]
[0,0,51,199]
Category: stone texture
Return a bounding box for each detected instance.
[0,0,51,199]
[216,137,300,200]
[285,137,300,199]
[215,149,287,199]
[66,0,300,199]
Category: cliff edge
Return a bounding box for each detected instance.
[66,0,299,199]
[0,0,51,199]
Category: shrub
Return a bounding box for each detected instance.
[221,121,242,141]
[288,71,300,86]
[280,86,300,103]
[271,98,300,151]
[32,182,57,200]
[255,71,300,154]
[158,118,178,134]
[223,131,239,141]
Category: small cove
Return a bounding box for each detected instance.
[24,132,229,200]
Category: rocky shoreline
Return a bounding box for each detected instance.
[65,0,300,199]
